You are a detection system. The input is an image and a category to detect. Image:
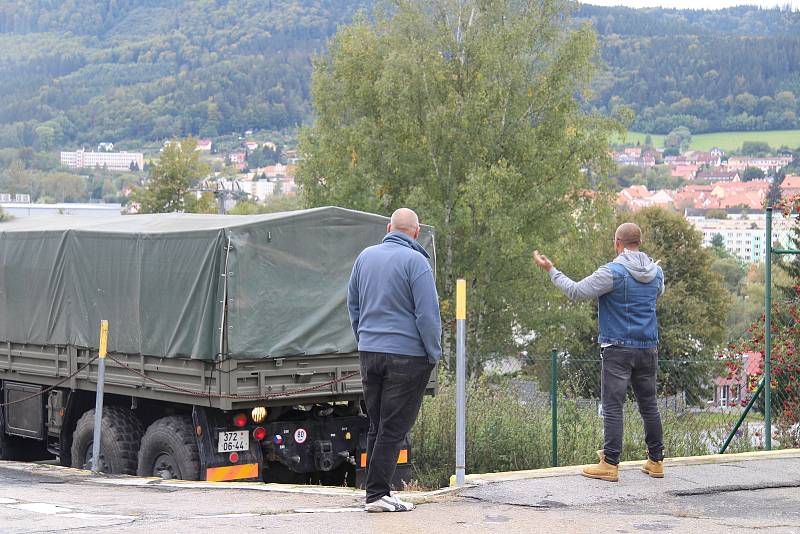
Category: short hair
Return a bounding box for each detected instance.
[615,222,642,247]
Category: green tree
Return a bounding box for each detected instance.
[766,176,784,207]
[228,195,303,215]
[39,171,87,202]
[630,208,730,398]
[133,137,210,213]
[709,232,728,257]
[554,208,731,400]
[710,256,745,293]
[740,141,771,156]
[298,0,622,361]
[34,125,55,151]
[664,127,691,153]
[741,166,765,182]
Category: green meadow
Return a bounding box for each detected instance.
[620,130,800,153]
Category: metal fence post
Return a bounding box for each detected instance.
[455,279,467,486]
[91,320,109,472]
[765,208,773,451]
[551,348,558,467]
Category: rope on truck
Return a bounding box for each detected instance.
[0,355,100,407]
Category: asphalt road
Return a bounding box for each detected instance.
[0,453,799,533]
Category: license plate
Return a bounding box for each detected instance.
[218,430,249,453]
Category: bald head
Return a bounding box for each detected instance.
[615,222,642,250]
[389,208,420,239]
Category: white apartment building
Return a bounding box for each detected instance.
[0,203,122,218]
[687,211,794,263]
[725,156,793,174]
[60,149,144,172]
[0,193,31,203]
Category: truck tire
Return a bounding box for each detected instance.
[137,416,200,481]
[70,407,143,474]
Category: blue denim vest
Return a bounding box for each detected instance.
[597,262,662,348]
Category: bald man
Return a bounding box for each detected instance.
[533,223,665,482]
[348,208,441,512]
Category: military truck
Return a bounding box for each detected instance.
[0,207,436,486]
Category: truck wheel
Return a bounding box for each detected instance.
[70,407,143,474]
[137,416,200,481]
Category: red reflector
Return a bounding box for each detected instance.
[229,452,239,463]
[233,413,248,427]
[253,427,267,441]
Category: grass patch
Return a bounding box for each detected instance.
[620,130,800,152]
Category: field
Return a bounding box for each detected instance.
[621,130,800,153]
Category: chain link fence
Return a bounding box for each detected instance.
[410,349,795,489]
[744,286,800,451]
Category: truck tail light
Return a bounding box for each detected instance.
[229,452,239,463]
[233,413,248,427]
[253,427,267,441]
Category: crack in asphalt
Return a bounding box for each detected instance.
[670,480,800,496]
[14,519,139,534]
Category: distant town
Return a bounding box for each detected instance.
[1,134,798,266]
[610,144,797,263]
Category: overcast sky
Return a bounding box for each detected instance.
[583,0,799,8]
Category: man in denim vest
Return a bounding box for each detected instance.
[348,208,441,511]
[533,223,665,482]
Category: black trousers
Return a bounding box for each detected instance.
[360,351,434,503]
[601,346,664,465]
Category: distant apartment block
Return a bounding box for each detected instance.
[0,193,31,203]
[687,210,793,263]
[725,156,793,174]
[0,202,122,218]
[695,170,740,182]
[61,149,144,171]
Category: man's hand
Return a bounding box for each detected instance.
[533,250,553,272]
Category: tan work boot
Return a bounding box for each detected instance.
[581,450,619,482]
[641,452,664,478]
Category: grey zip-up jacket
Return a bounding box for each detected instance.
[548,251,666,301]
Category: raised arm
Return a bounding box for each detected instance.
[533,250,613,301]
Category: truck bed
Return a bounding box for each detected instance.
[0,343,437,411]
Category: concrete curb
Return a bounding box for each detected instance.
[0,459,458,503]
[449,448,800,486]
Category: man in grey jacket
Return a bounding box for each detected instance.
[534,223,665,482]
[348,208,441,511]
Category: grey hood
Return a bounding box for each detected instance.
[613,251,660,284]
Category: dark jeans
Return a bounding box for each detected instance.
[601,346,664,465]
[360,351,434,503]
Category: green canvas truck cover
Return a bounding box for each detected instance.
[0,207,435,360]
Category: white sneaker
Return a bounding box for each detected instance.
[364,494,415,512]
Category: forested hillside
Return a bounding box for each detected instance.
[579,4,800,134]
[2,1,800,149]
[0,0,367,149]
